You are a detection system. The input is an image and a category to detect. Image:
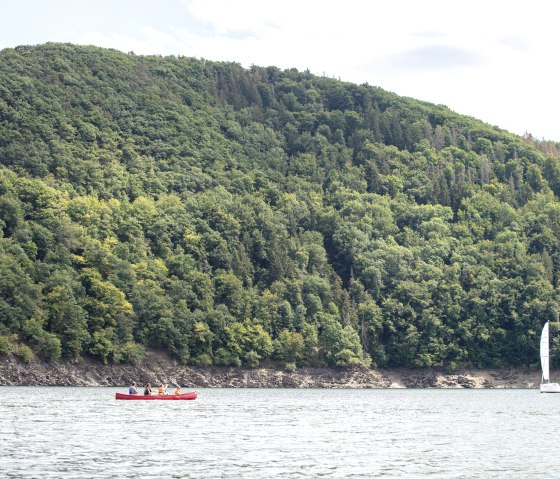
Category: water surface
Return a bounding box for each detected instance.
[1,387,557,478]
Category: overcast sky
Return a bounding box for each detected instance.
[2,0,559,141]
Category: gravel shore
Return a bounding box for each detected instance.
[0,353,542,388]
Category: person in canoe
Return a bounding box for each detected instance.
[174,385,181,395]
[157,384,166,395]
[144,383,152,396]
[128,382,138,395]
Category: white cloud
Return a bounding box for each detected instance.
[77,27,183,55]
[186,0,278,36]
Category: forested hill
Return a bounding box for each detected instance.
[1,43,560,370]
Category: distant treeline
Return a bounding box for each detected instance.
[1,43,560,369]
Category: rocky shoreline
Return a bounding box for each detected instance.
[0,354,543,388]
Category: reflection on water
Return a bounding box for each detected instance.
[0,387,558,478]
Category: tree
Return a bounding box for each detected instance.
[318,314,368,367]
[224,320,273,367]
[274,329,304,367]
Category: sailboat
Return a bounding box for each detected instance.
[540,321,560,393]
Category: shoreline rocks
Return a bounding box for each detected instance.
[0,354,543,388]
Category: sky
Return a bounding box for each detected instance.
[2,0,559,141]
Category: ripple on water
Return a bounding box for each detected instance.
[0,387,558,478]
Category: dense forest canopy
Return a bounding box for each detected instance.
[1,42,560,369]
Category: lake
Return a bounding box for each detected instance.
[0,387,557,478]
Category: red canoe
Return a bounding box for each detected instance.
[115,392,197,400]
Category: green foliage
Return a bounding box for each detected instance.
[214,347,242,367]
[39,333,62,362]
[274,329,305,367]
[0,335,13,355]
[14,343,35,363]
[89,330,114,364]
[284,362,297,372]
[191,353,213,366]
[301,323,320,365]
[22,317,62,361]
[224,320,273,367]
[319,314,369,367]
[0,43,559,370]
[118,341,145,365]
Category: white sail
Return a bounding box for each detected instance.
[541,321,550,382]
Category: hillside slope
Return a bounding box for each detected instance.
[1,43,560,369]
